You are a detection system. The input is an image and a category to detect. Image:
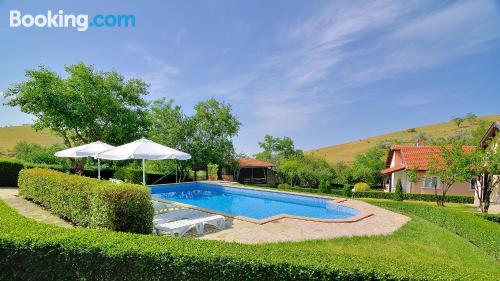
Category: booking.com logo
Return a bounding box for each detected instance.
[9,10,135,32]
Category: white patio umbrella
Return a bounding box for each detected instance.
[97,138,191,185]
[55,141,115,180]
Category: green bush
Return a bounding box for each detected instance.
[342,184,352,198]
[18,168,153,233]
[114,167,145,184]
[350,191,473,204]
[0,158,24,187]
[277,183,291,190]
[393,179,404,201]
[353,182,370,192]
[13,141,68,166]
[207,163,219,179]
[478,213,500,224]
[318,180,331,193]
[0,197,498,280]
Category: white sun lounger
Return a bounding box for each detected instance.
[153,210,225,237]
[151,200,182,215]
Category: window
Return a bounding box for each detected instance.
[469,178,479,190]
[423,176,441,189]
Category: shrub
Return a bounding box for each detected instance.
[0,200,448,281]
[351,191,473,203]
[354,182,370,192]
[18,168,153,233]
[318,180,331,193]
[114,167,145,184]
[393,179,404,201]
[477,213,500,224]
[342,184,352,198]
[0,158,24,187]
[207,163,219,180]
[13,141,68,166]
[277,183,291,190]
[277,155,334,188]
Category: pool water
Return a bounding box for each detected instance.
[150,182,359,220]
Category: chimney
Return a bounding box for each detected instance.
[416,139,425,147]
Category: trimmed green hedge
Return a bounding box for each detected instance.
[350,191,474,204]
[114,167,146,184]
[367,200,500,260]
[2,199,499,280]
[18,168,153,233]
[478,213,500,224]
[271,185,474,204]
[0,158,24,187]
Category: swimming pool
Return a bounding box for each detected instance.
[150,182,362,223]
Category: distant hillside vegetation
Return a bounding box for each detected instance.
[307,114,500,164]
[0,125,62,151]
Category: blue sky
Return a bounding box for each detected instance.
[0,0,499,155]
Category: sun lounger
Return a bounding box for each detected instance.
[153,210,225,237]
[151,200,182,215]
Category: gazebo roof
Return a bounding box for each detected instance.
[238,158,273,168]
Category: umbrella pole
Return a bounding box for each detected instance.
[142,159,146,186]
[98,158,101,180]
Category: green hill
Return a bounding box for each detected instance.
[307,114,500,164]
[0,125,62,151]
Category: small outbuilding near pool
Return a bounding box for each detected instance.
[236,158,274,184]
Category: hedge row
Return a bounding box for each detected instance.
[350,191,474,204]
[0,201,387,281]
[269,184,474,204]
[0,158,176,187]
[18,168,153,233]
[0,158,24,187]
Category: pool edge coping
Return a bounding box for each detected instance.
[150,181,373,224]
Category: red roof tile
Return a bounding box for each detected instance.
[384,145,476,171]
[238,158,273,168]
[381,165,405,175]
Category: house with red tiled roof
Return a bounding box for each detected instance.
[381,145,476,196]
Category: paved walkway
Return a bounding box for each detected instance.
[0,187,72,228]
[197,199,410,244]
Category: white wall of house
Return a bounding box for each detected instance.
[391,171,411,193]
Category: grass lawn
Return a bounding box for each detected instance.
[0,125,62,151]
[1,198,499,280]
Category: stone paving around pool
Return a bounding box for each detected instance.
[197,199,410,244]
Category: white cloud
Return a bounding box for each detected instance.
[157,0,500,153]
[342,0,500,84]
[122,42,179,94]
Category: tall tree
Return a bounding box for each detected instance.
[427,141,477,206]
[452,117,465,128]
[255,135,300,161]
[474,136,500,213]
[189,98,241,176]
[350,147,386,187]
[148,98,193,181]
[4,63,150,172]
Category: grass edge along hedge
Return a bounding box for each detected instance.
[18,168,153,233]
[1,199,499,281]
[0,201,384,281]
